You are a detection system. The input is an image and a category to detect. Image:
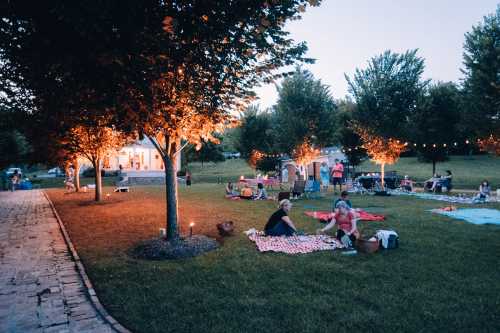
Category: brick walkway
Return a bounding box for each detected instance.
[0,190,114,333]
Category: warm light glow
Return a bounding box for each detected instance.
[293,140,320,166]
[478,134,500,156]
[248,150,264,169]
[189,222,195,227]
[356,127,406,190]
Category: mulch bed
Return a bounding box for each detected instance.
[131,235,219,260]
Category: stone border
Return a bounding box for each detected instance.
[43,191,132,333]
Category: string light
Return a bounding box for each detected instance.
[252,136,490,159]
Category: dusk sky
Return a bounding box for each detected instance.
[253,0,499,109]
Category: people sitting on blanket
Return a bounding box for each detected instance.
[425,174,441,192]
[474,180,491,201]
[317,201,359,248]
[427,171,453,192]
[240,183,254,199]
[264,199,298,236]
[400,175,414,192]
[254,183,268,200]
[225,181,239,196]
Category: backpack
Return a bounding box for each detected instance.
[381,234,399,249]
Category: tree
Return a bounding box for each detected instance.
[346,50,427,189]
[274,68,337,154]
[65,123,128,201]
[0,127,31,169]
[236,105,276,160]
[1,1,322,242]
[413,82,462,174]
[357,128,407,190]
[185,137,225,167]
[347,50,428,138]
[461,5,500,139]
[334,99,366,172]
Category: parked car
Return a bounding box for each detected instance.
[48,167,66,176]
[6,167,22,178]
[223,152,241,159]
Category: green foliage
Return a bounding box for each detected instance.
[461,5,500,137]
[334,99,366,166]
[184,138,225,167]
[346,50,428,138]
[0,129,31,169]
[235,105,277,158]
[412,82,462,172]
[274,67,337,152]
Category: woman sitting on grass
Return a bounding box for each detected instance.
[225,182,239,197]
[474,180,491,202]
[239,184,254,199]
[400,175,414,192]
[317,201,359,247]
[264,199,297,236]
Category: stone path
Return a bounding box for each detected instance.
[0,190,114,333]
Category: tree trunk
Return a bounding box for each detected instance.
[73,158,80,192]
[92,159,102,202]
[432,159,436,175]
[380,163,385,191]
[163,154,179,240]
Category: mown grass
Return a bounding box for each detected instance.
[48,184,500,333]
[359,154,500,189]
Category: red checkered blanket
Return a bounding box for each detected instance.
[247,232,338,254]
[304,210,385,221]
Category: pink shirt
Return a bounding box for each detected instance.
[332,163,344,178]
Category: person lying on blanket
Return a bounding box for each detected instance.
[317,201,360,246]
[264,199,298,236]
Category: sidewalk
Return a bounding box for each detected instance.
[0,190,114,333]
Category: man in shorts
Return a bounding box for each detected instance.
[331,159,344,194]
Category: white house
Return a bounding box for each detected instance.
[80,138,181,174]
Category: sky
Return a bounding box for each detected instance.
[253,0,499,109]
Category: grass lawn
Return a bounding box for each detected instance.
[359,154,500,189]
[27,176,117,189]
[47,184,500,333]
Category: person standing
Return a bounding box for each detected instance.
[331,159,344,194]
[319,162,330,192]
[10,170,20,192]
[185,170,192,186]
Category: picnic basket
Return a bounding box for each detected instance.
[355,238,379,254]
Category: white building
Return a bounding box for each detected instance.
[92,138,181,174]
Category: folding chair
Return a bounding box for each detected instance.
[291,180,306,199]
[304,180,321,199]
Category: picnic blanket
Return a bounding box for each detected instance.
[390,190,498,204]
[304,210,385,221]
[431,208,500,225]
[245,230,338,254]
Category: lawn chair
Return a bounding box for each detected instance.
[304,180,321,199]
[348,179,369,195]
[291,180,306,199]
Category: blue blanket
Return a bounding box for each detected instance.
[433,208,500,225]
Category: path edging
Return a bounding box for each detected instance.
[43,190,132,333]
